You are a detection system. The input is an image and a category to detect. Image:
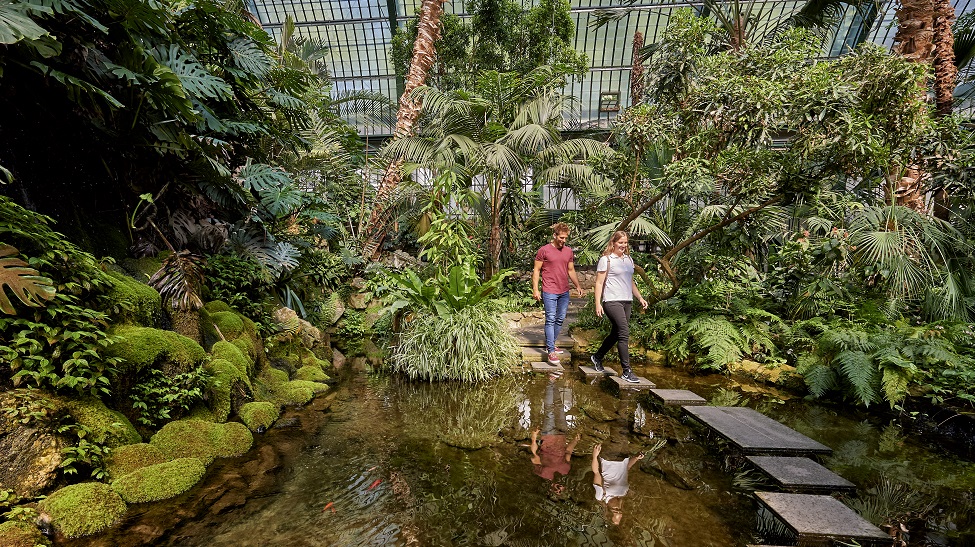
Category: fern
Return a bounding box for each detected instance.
[686,315,745,370]
[834,350,878,406]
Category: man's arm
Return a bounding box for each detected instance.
[532,259,543,301]
[567,261,584,297]
[565,432,581,463]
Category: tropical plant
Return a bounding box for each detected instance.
[0,245,55,315]
[386,263,514,318]
[130,367,211,428]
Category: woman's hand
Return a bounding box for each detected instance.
[595,303,603,318]
[639,297,648,311]
[593,443,602,457]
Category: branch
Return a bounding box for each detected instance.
[616,186,670,232]
[662,194,782,262]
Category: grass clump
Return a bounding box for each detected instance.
[239,402,279,432]
[110,458,206,503]
[37,483,127,538]
[389,305,519,381]
[105,443,166,478]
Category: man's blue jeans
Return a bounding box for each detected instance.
[541,291,570,353]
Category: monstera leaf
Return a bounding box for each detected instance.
[0,244,56,315]
[149,250,205,311]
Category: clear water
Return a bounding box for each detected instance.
[66,361,975,547]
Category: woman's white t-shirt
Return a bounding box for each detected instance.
[596,254,634,302]
[593,457,630,501]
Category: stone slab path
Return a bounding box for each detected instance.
[756,492,888,545]
[648,388,706,406]
[682,406,832,456]
[608,375,656,390]
[530,361,564,374]
[578,365,616,378]
[747,456,855,494]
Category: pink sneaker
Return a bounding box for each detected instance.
[547,351,561,364]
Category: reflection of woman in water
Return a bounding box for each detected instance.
[530,376,580,493]
[591,443,643,525]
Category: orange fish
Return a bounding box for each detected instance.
[367,479,382,490]
[322,502,336,513]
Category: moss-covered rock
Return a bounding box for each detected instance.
[104,270,161,327]
[295,365,329,383]
[149,419,253,465]
[120,255,164,282]
[212,421,253,458]
[110,457,206,504]
[107,326,206,376]
[202,358,251,422]
[203,300,232,314]
[209,311,244,340]
[231,336,256,362]
[105,443,166,478]
[261,367,289,385]
[273,380,329,406]
[238,402,279,433]
[0,520,52,547]
[37,482,127,538]
[62,397,141,449]
[211,341,252,376]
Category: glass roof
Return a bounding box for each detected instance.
[247,0,975,136]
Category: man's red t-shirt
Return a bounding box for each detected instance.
[535,243,574,294]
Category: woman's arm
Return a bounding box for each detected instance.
[591,443,603,486]
[594,270,607,317]
[627,453,645,470]
[631,280,648,310]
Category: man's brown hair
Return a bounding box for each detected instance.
[551,222,570,236]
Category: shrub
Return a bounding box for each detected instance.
[389,305,519,381]
[105,443,167,478]
[110,458,206,503]
[129,367,211,428]
[37,482,127,538]
[239,402,279,432]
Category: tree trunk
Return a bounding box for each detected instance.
[486,178,502,279]
[932,0,958,116]
[361,0,446,258]
[630,32,645,106]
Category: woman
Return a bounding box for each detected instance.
[591,230,648,383]
[591,443,643,525]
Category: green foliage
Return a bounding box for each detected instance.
[36,482,127,538]
[149,251,205,311]
[110,457,206,504]
[204,254,274,329]
[386,263,514,318]
[202,357,250,423]
[63,396,142,449]
[130,367,211,428]
[389,304,519,382]
[238,401,279,432]
[103,270,161,327]
[295,364,328,383]
[58,423,113,481]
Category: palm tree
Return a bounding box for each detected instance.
[362,0,447,258]
[381,72,609,278]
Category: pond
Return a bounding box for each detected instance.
[64,360,975,547]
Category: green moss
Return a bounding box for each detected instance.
[295,365,329,383]
[110,458,206,504]
[64,397,141,448]
[212,421,253,457]
[238,402,279,432]
[203,358,250,422]
[149,419,253,465]
[0,520,52,547]
[104,270,161,327]
[261,367,289,385]
[37,483,127,538]
[106,443,166,478]
[107,326,206,375]
[273,380,329,406]
[211,341,252,376]
[120,256,164,281]
[210,311,244,340]
[204,301,232,313]
[231,336,256,362]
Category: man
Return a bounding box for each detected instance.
[532,222,584,364]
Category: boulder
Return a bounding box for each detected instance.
[298,319,322,348]
[347,292,370,310]
[332,348,346,370]
[0,392,65,498]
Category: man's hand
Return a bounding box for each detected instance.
[575,287,585,298]
[533,289,541,301]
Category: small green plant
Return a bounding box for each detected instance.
[58,423,113,480]
[130,367,211,428]
[2,388,57,425]
[385,263,514,318]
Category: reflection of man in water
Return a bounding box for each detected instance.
[591,443,643,525]
[530,376,580,493]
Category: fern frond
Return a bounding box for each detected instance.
[687,314,744,369]
[835,350,878,406]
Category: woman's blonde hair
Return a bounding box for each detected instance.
[601,231,629,257]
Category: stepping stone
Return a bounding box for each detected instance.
[512,330,575,349]
[648,389,706,406]
[608,374,655,390]
[755,492,889,545]
[682,406,832,456]
[522,347,572,364]
[530,361,564,374]
[578,365,616,378]
[747,456,855,494]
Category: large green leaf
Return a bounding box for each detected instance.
[259,184,303,218]
[0,245,56,315]
[151,45,232,101]
[234,160,292,192]
[228,37,272,77]
[0,1,49,45]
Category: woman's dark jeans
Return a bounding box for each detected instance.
[594,301,632,372]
